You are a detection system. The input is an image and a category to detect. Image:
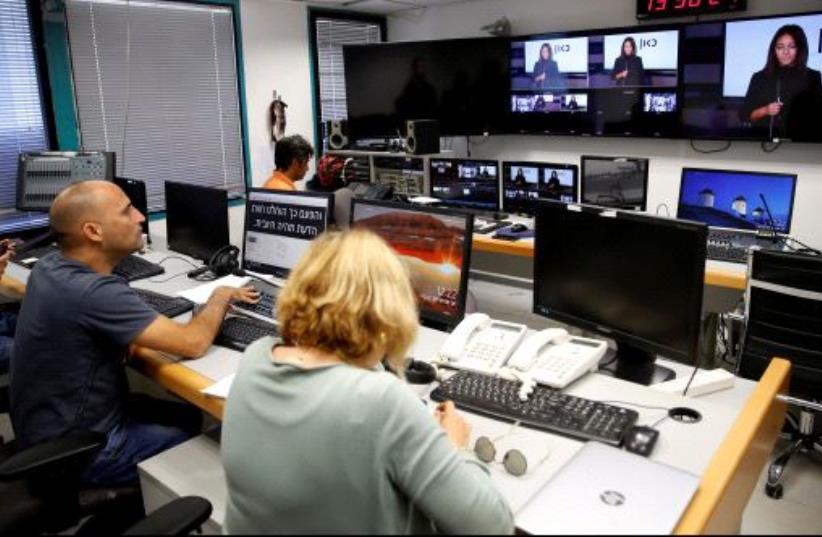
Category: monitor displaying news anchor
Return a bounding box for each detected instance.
[682,12,822,142]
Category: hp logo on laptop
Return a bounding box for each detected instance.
[599,490,626,507]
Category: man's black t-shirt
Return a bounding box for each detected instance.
[10,252,158,447]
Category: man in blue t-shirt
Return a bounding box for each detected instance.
[10,180,259,486]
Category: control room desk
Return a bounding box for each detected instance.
[7,247,784,534]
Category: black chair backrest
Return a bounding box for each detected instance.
[739,250,822,401]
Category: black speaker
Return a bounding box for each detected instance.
[405,120,440,155]
[327,120,349,150]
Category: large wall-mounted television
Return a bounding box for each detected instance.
[509,25,681,138]
[343,37,510,138]
[681,11,822,142]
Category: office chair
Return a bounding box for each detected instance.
[737,250,822,499]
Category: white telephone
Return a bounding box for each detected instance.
[506,328,608,389]
[437,313,528,375]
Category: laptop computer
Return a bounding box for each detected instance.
[517,441,699,535]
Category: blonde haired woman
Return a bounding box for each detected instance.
[222,229,513,534]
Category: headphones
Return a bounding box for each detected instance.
[187,245,241,279]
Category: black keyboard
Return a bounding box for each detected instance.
[431,371,638,446]
[233,290,277,319]
[112,255,165,282]
[215,316,278,351]
[706,244,749,263]
[474,220,512,235]
[134,288,195,318]
[16,242,164,282]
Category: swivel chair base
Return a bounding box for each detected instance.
[765,408,821,499]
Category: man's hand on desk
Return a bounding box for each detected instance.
[434,401,472,449]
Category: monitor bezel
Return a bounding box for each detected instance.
[501,160,579,215]
[349,198,474,330]
[164,180,229,262]
[532,199,708,365]
[676,167,798,235]
[242,188,335,278]
[428,157,502,212]
[580,155,649,211]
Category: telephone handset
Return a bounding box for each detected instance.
[507,328,608,389]
[437,313,528,374]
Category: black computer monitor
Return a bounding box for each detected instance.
[429,158,500,212]
[165,181,229,262]
[580,155,648,211]
[533,200,707,385]
[242,189,334,278]
[677,168,797,234]
[114,177,149,241]
[502,161,578,215]
[350,199,473,330]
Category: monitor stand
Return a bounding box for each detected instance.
[596,343,675,386]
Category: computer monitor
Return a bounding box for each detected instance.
[350,199,473,330]
[580,155,648,211]
[677,168,797,234]
[165,181,229,262]
[429,158,500,212]
[502,161,578,215]
[113,177,150,242]
[533,200,707,385]
[242,189,334,278]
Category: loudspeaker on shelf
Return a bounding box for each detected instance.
[327,120,349,150]
[406,120,440,155]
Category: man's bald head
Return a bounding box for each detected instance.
[50,180,123,248]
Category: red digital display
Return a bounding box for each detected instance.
[637,0,747,19]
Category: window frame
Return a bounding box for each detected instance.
[307,8,387,155]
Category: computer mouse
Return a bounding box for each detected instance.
[623,426,659,457]
[509,223,529,233]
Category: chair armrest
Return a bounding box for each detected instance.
[123,496,212,536]
[0,432,105,480]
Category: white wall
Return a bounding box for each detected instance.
[387,0,822,250]
[240,0,316,187]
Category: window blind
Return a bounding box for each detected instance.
[65,0,245,211]
[314,16,382,125]
[0,0,50,210]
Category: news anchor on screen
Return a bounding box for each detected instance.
[741,24,822,141]
[533,43,564,89]
[612,37,645,87]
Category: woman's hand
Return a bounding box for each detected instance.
[434,401,471,449]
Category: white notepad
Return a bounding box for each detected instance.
[200,374,235,399]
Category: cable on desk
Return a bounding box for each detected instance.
[682,353,703,397]
[148,270,190,284]
[155,255,201,269]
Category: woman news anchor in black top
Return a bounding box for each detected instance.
[533,43,563,89]
[612,37,644,86]
[741,24,822,142]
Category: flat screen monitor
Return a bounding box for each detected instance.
[344,37,510,138]
[677,168,797,234]
[165,181,229,262]
[113,177,149,240]
[502,161,578,215]
[533,200,707,385]
[681,11,822,142]
[430,158,500,211]
[581,156,648,211]
[242,189,333,278]
[350,199,473,330]
[509,26,680,137]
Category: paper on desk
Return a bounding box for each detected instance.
[201,374,235,399]
[176,275,251,304]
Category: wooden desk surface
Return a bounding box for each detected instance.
[472,234,748,291]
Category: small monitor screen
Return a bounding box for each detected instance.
[165,181,229,261]
[677,168,797,234]
[350,200,473,328]
[430,158,500,211]
[581,156,648,211]
[243,189,334,278]
[502,161,578,215]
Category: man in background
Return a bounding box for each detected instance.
[264,135,314,190]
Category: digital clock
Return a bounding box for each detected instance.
[637,0,747,19]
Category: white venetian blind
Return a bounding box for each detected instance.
[315,16,382,124]
[0,0,50,210]
[65,0,245,210]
